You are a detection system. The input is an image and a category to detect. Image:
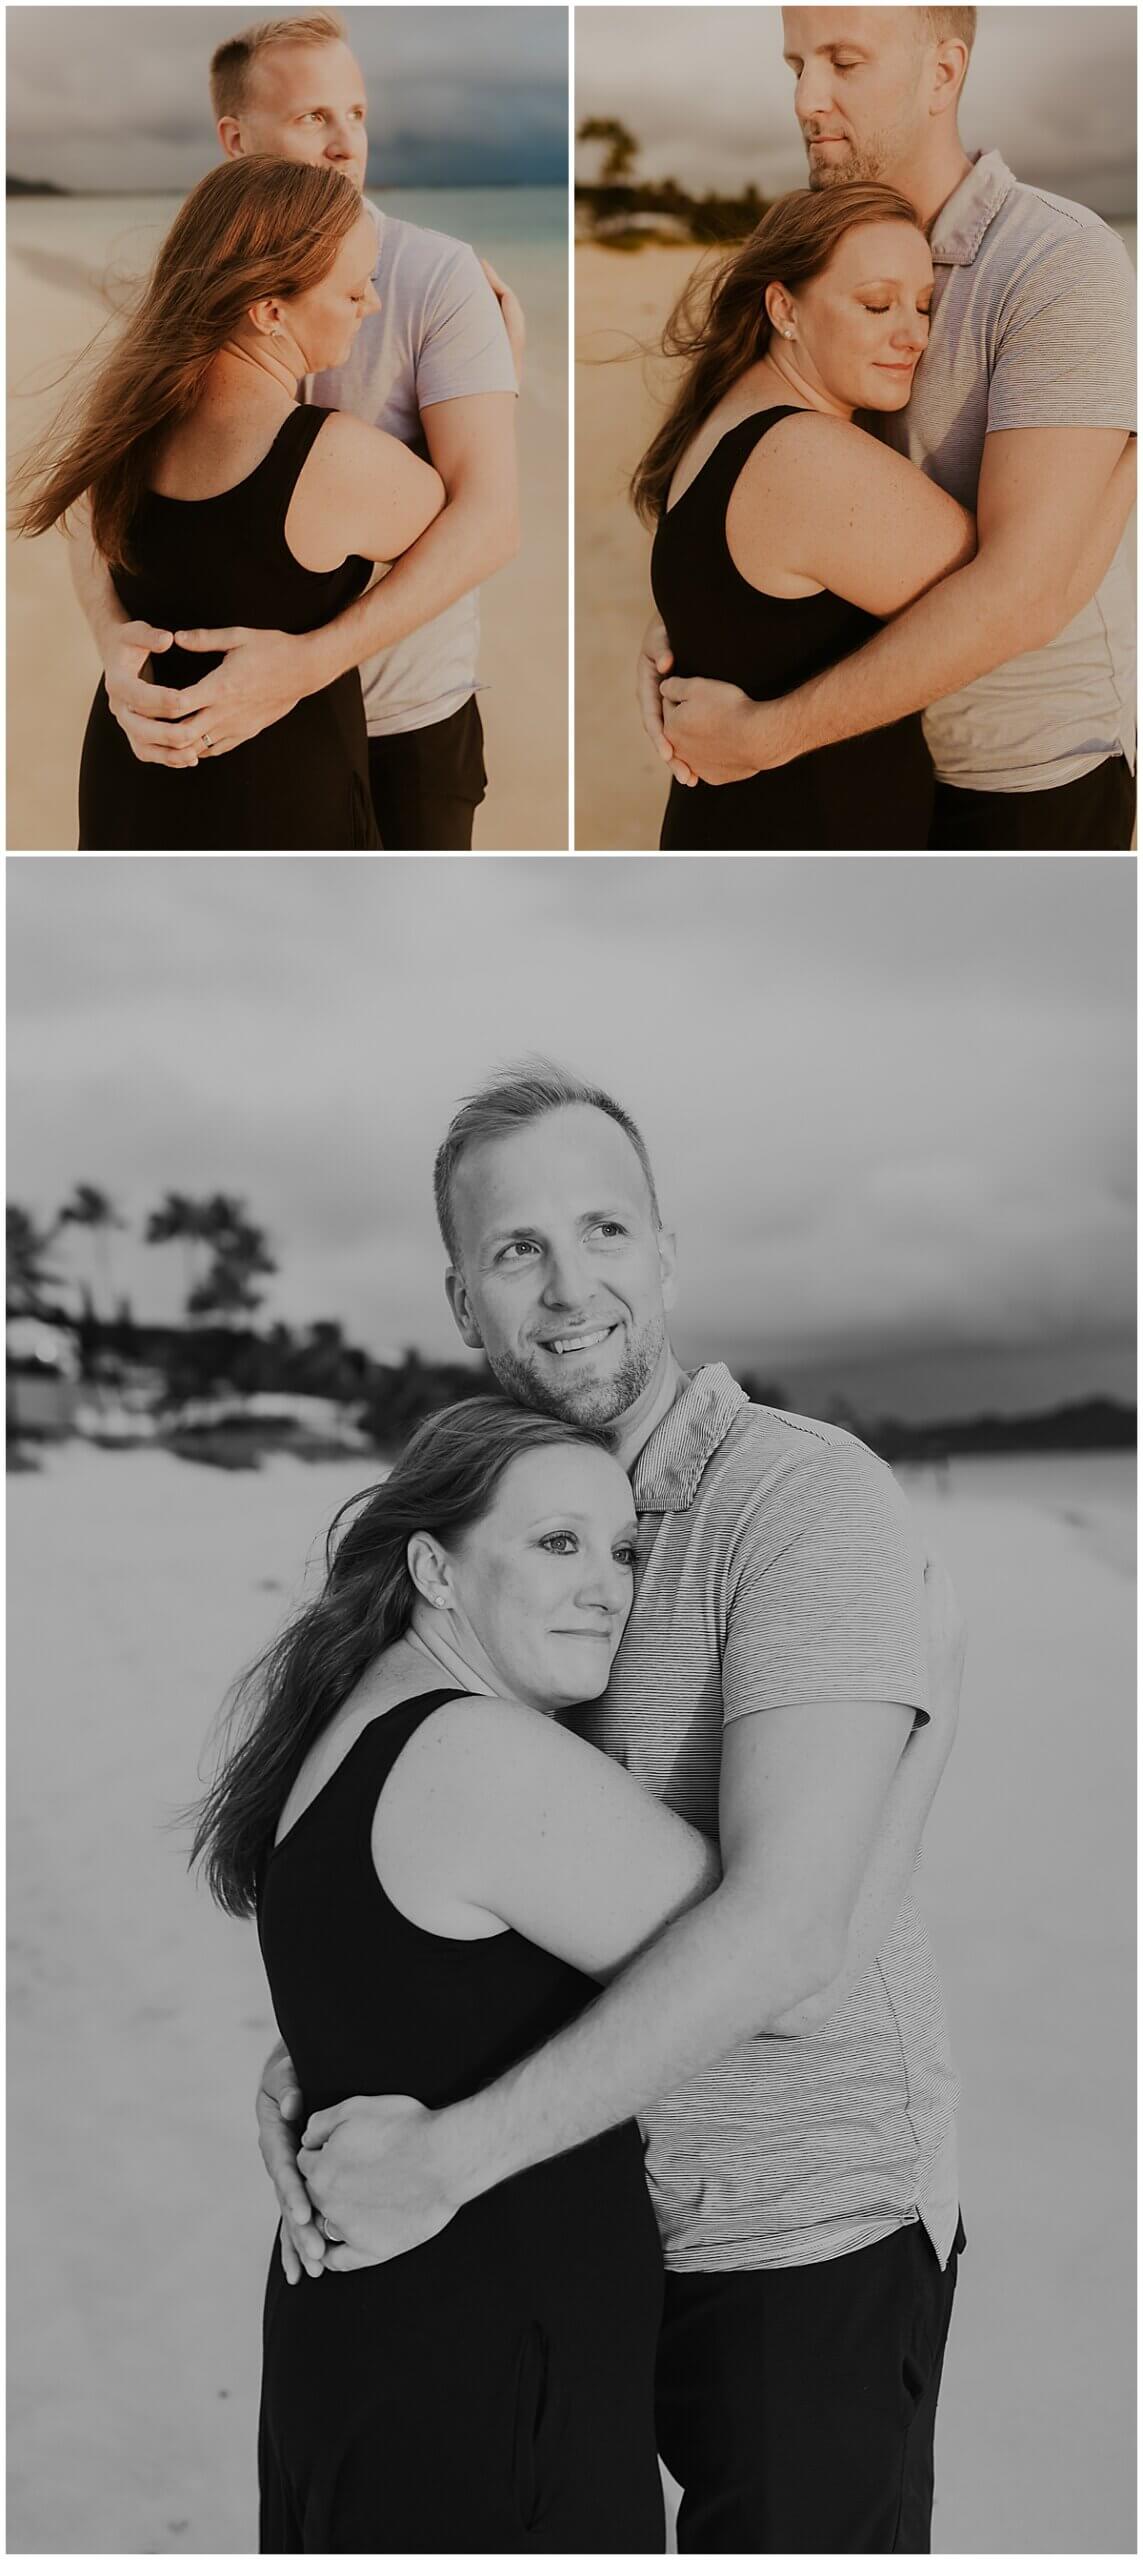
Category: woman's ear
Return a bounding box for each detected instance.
[406,1532,453,1611]
[247,295,288,344]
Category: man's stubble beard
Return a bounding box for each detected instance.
[807,134,894,191]
[481,1317,667,1436]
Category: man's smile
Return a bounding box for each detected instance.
[537,1324,620,1358]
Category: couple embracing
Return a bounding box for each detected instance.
[15,13,519,850]
[196,1061,967,2554]
[636,6,1136,851]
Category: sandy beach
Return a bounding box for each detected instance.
[7,1437,1135,2554]
[575,241,711,852]
[6,192,567,854]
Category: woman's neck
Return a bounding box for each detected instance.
[755,345,853,421]
[397,1619,503,1701]
[208,338,301,408]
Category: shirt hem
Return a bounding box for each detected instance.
[662,2198,959,2276]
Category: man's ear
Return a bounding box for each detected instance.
[444,1263,484,1351]
[658,1227,678,1312]
[217,117,245,161]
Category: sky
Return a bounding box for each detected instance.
[6,857,1135,1423]
[6,4,568,192]
[575,5,1136,215]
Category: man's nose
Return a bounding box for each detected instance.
[540,1243,591,1306]
[796,68,835,123]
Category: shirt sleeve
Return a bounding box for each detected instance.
[415,242,518,410]
[721,1447,929,1725]
[987,222,1136,433]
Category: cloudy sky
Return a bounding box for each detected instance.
[7,858,1135,1423]
[576,5,1136,214]
[6,4,568,191]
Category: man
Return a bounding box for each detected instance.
[640,6,1136,850]
[260,1062,966,2552]
[70,12,520,848]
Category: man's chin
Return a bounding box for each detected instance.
[487,1342,651,1434]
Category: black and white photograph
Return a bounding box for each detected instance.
[7,854,1135,2556]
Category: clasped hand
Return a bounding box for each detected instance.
[102,620,306,767]
[635,612,789,786]
[257,2042,456,2283]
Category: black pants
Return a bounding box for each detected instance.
[656,2218,965,2555]
[929,753,1135,849]
[367,695,487,850]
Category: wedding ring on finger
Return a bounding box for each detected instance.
[200,732,214,753]
[320,2213,343,2244]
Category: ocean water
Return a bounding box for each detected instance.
[899,1447,1136,1579]
[6,184,565,278]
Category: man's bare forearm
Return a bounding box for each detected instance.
[298,486,520,693]
[66,507,128,653]
[429,1880,840,2211]
[756,546,1062,766]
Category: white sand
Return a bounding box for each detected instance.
[7,1442,1135,2553]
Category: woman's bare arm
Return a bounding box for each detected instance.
[728,411,977,618]
[285,414,445,572]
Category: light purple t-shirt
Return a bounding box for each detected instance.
[877,150,1136,792]
[305,199,516,736]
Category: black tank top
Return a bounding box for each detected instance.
[78,405,379,849]
[116,404,372,680]
[650,406,934,850]
[255,1687,667,2555]
[258,1689,606,2115]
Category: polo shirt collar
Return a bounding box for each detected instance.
[929,147,1015,267]
[631,1363,749,1514]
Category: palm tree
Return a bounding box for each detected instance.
[58,1183,125,1318]
[578,116,639,186]
[187,1206,278,1326]
[6,1205,63,1318]
[145,1191,214,1312]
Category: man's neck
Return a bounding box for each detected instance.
[893,137,976,235]
[609,1342,690,1475]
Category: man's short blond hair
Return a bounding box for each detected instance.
[209,13,348,123]
[918,8,977,58]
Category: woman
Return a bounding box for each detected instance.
[12,158,444,850]
[193,1397,960,2553]
[635,184,968,851]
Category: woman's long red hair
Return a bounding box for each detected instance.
[10,156,361,570]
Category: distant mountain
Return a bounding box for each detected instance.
[7,174,69,196]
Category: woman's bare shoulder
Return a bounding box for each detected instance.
[736,407,882,494]
[303,408,397,475]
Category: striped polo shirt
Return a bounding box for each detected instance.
[567,1365,960,2273]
